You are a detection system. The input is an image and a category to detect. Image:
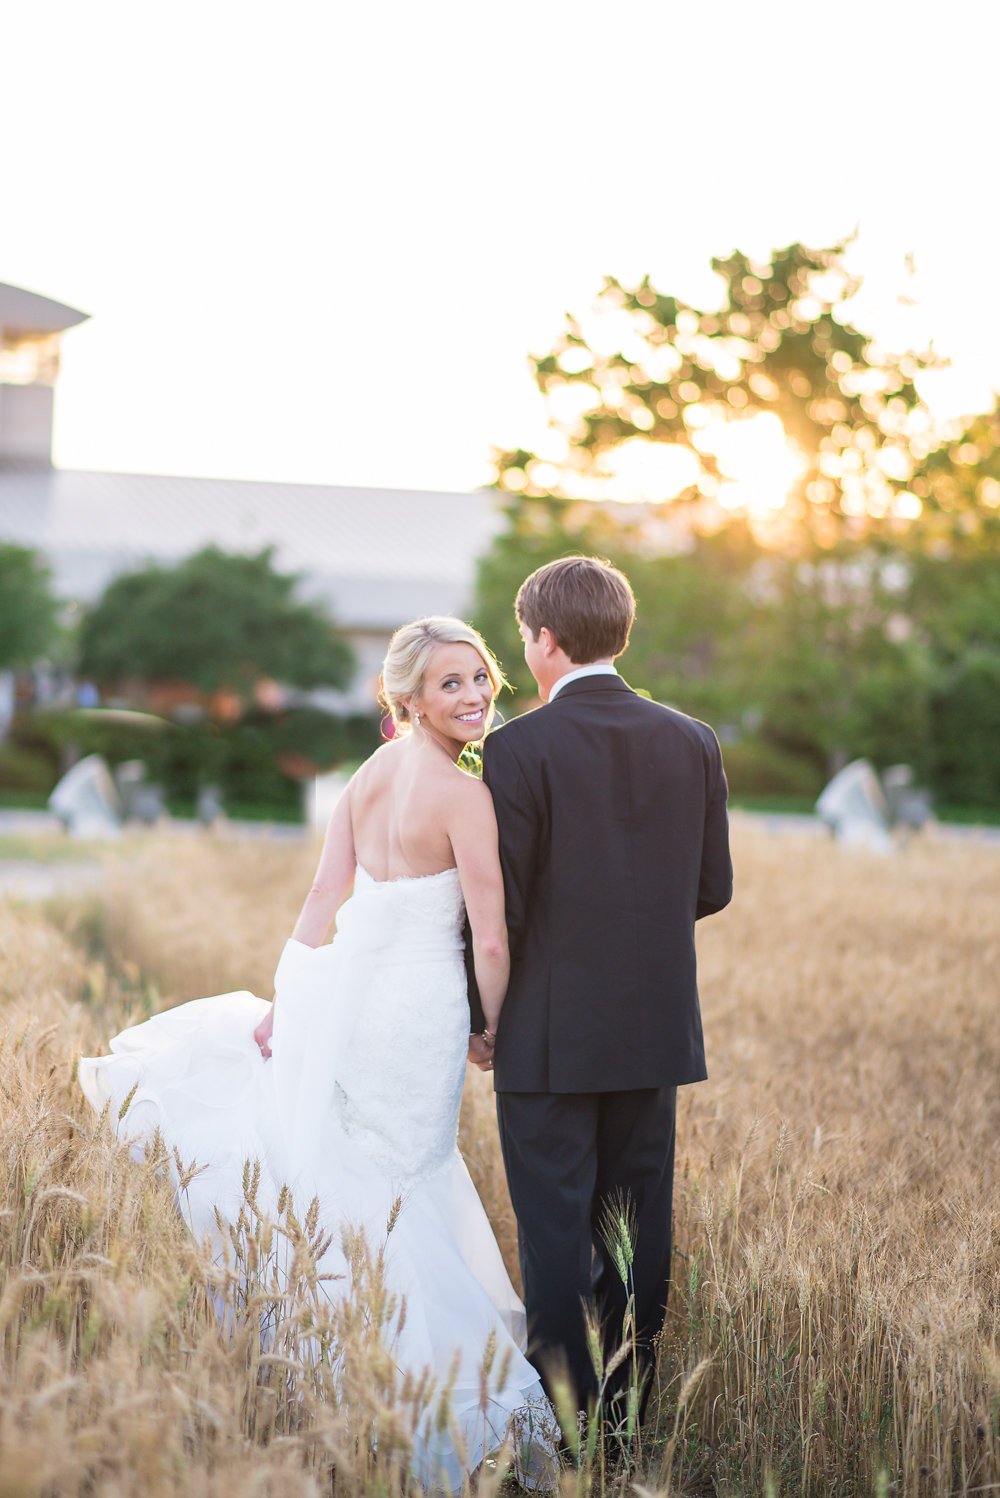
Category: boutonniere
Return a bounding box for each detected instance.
[458,742,483,778]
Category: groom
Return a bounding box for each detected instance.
[468,555,732,1424]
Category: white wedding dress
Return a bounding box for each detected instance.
[78,863,555,1490]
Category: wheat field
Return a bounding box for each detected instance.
[1,819,997,1496]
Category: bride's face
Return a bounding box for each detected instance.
[410,642,495,750]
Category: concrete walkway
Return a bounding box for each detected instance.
[0,807,311,842]
[0,808,310,900]
[729,808,1000,845]
[0,858,102,900]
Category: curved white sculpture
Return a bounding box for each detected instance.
[816,759,892,852]
[49,754,123,839]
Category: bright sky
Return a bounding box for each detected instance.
[2,0,997,494]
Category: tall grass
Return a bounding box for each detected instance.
[661,821,1000,1495]
[1,819,997,1494]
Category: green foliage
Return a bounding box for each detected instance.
[474,495,934,787]
[472,495,588,699]
[622,529,759,719]
[0,707,383,819]
[733,549,938,772]
[78,546,353,697]
[907,542,1000,659]
[0,543,59,669]
[719,737,826,799]
[903,525,1000,806]
[477,240,1000,811]
[162,711,379,813]
[928,651,1000,806]
[492,240,936,544]
[474,494,756,715]
[0,739,58,794]
[263,706,379,772]
[908,404,1000,552]
[474,486,1000,804]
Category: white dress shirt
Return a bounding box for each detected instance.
[548,664,619,702]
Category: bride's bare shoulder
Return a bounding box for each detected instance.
[353,739,403,782]
[429,759,493,818]
[348,741,406,810]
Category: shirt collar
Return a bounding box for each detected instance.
[548,664,619,702]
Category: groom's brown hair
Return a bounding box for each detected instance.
[515,556,635,663]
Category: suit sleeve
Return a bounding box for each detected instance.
[463,916,485,1033]
[696,728,733,920]
[481,729,542,965]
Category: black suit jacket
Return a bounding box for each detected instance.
[467,675,732,1092]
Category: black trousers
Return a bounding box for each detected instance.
[495,1085,677,1420]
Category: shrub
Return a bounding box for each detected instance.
[720,735,826,798]
[0,708,382,819]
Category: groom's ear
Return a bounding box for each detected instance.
[538,626,559,658]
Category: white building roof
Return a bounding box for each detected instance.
[0,467,506,631]
[0,283,89,335]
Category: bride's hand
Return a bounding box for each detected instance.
[254,1004,275,1059]
[467,1033,494,1071]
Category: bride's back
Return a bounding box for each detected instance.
[350,739,457,881]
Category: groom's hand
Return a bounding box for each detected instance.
[467,1032,494,1072]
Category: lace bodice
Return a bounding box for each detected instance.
[352,862,466,931]
[321,862,470,1182]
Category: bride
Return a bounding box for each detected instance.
[78,616,555,1490]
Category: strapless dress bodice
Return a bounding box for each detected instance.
[337,862,466,966]
[352,861,464,924]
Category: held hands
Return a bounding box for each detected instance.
[467,1030,495,1072]
[254,1004,275,1060]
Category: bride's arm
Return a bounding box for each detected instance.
[449,779,509,1036]
[291,784,357,947]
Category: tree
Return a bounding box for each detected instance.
[477,243,1000,807]
[907,400,1000,554]
[492,240,937,546]
[928,651,1000,807]
[733,552,937,777]
[473,494,756,715]
[0,543,59,669]
[899,408,1000,805]
[78,546,353,700]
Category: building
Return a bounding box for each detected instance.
[0,281,89,469]
[0,282,505,711]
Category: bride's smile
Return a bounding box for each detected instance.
[406,641,496,760]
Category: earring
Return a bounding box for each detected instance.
[414,711,421,727]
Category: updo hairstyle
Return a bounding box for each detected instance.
[379,616,505,732]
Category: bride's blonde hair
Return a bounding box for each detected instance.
[380,617,505,731]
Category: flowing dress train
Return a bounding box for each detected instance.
[79,864,555,1490]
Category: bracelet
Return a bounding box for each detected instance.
[482,1028,496,1044]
